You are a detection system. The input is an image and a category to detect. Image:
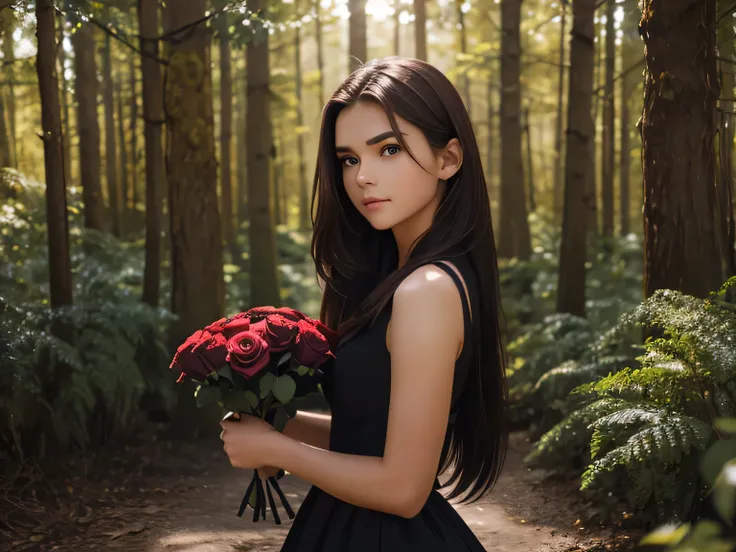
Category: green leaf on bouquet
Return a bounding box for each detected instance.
[273,374,297,404]
[284,402,298,419]
[273,407,289,432]
[218,364,234,382]
[195,385,222,408]
[244,390,260,410]
[222,391,253,413]
[259,372,276,399]
[277,353,292,367]
[295,364,309,377]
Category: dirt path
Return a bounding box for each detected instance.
[2,431,639,552]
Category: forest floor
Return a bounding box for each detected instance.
[1,426,645,552]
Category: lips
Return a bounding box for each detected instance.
[362,198,389,206]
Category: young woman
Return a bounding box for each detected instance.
[220,56,509,551]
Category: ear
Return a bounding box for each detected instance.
[437,138,463,181]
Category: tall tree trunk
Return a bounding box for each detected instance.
[103,34,122,238]
[36,0,73,309]
[219,15,236,261]
[641,0,722,298]
[348,0,367,73]
[552,1,567,224]
[457,0,471,118]
[72,23,106,232]
[314,0,325,107]
[718,12,736,277]
[556,0,595,317]
[414,0,427,61]
[129,51,138,213]
[139,0,165,309]
[247,0,280,307]
[165,0,224,344]
[57,18,72,187]
[619,83,631,237]
[237,59,247,227]
[589,19,603,238]
[36,0,75,450]
[394,0,400,56]
[600,0,615,238]
[498,0,531,260]
[0,82,9,167]
[116,76,128,235]
[272,139,283,226]
[524,107,536,212]
[486,76,495,197]
[619,34,636,237]
[295,8,310,230]
[3,10,17,167]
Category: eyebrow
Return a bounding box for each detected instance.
[335,131,405,153]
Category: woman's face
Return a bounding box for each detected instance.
[334,101,461,234]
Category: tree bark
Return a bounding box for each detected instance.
[394,0,400,56]
[57,18,72,187]
[718,12,736,277]
[236,59,247,226]
[72,23,106,232]
[138,0,165,309]
[116,75,128,235]
[129,51,138,213]
[165,0,224,344]
[552,1,567,224]
[295,7,310,230]
[219,15,237,261]
[314,0,326,107]
[457,0,471,118]
[556,0,595,317]
[103,34,122,238]
[2,9,17,167]
[498,0,531,260]
[414,0,427,61]
[524,107,536,212]
[600,0,615,238]
[619,31,636,237]
[247,0,281,307]
[36,0,73,310]
[0,81,9,167]
[641,0,722,298]
[348,0,367,73]
[273,140,284,226]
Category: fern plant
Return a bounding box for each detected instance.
[527,278,736,526]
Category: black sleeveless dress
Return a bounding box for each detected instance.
[281,256,487,551]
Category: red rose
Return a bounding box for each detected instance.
[226,330,271,378]
[247,307,339,349]
[247,306,308,324]
[293,320,334,368]
[251,315,298,352]
[170,329,228,383]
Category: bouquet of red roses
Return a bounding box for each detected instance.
[169,306,338,524]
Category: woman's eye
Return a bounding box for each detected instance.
[341,157,359,167]
[382,145,401,156]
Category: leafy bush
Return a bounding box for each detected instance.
[527,279,736,527]
[500,214,644,428]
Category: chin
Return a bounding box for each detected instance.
[364,214,397,231]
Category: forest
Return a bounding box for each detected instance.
[2,0,736,550]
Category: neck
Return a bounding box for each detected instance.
[392,182,446,268]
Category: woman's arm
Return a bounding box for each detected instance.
[266,265,465,518]
[282,409,332,450]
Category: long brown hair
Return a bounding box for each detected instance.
[310,57,508,503]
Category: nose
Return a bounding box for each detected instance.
[355,161,376,188]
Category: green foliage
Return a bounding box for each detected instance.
[0,176,175,459]
[527,278,736,526]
